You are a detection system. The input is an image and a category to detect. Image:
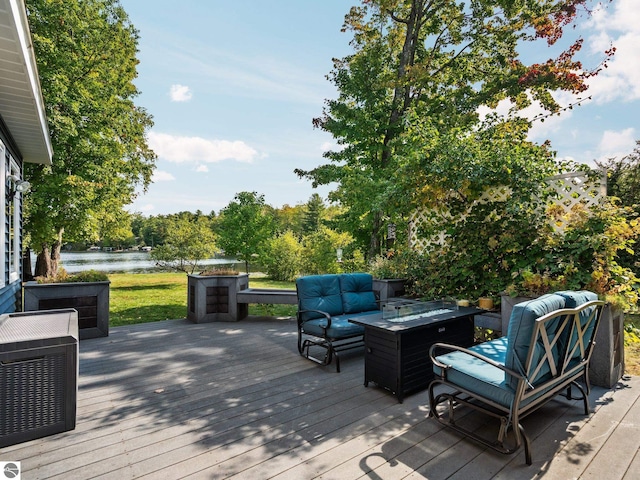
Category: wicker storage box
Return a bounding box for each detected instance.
[0,309,78,448]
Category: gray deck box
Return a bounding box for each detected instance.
[0,309,78,447]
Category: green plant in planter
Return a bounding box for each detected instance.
[35,268,109,284]
[368,252,409,279]
[198,268,240,276]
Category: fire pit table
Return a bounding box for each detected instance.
[349,299,483,402]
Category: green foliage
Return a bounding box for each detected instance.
[301,226,355,275]
[403,195,640,311]
[596,140,640,273]
[150,217,217,274]
[216,192,275,273]
[302,193,326,235]
[262,231,303,282]
[25,0,156,264]
[625,314,640,346]
[296,0,602,258]
[36,268,108,283]
[198,268,240,276]
[367,253,410,280]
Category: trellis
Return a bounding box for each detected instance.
[408,170,607,253]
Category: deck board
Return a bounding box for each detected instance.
[1,316,638,479]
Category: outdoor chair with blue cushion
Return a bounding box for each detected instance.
[427,291,604,465]
[296,273,380,372]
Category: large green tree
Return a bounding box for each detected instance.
[150,216,217,274]
[216,192,275,273]
[296,0,611,257]
[25,0,156,276]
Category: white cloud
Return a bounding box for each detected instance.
[152,170,176,182]
[147,131,259,163]
[585,0,640,103]
[195,164,209,172]
[137,203,155,213]
[597,127,636,161]
[169,84,193,102]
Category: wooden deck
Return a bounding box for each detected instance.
[2,316,639,479]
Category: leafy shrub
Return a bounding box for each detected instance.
[301,226,353,275]
[262,231,303,281]
[368,253,409,279]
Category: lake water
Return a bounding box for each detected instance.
[30,250,243,274]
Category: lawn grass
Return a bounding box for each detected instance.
[109,272,296,327]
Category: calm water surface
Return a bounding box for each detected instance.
[31,250,242,274]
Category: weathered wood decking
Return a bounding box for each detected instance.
[1,316,638,479]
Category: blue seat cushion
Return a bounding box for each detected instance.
[505,294,566,389]
[297,274,343,322]
[433,337,515,408]
[433,337,561,409]
[301,311,374,339]
[340,273,378,314]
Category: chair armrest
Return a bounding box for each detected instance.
[297,309,333,328]
[429,342,523,381]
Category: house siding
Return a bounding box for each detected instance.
[0,280,20,313]
[0,116,24,314]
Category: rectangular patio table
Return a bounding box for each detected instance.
[349,300,483,402]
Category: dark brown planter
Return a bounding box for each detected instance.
[23,281,110,339]
[590,304,625,388]
[372,278,407,302]
[187,273,249,323]
[500,294,535,334]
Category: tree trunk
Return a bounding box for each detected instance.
[368,211,383,259]
[34,244,52,278]
[33,229,64,278]
[370,2,424,255]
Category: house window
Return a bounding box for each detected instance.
[0,140,23,286]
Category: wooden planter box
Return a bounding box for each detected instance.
[500,294,535,334]
[372,278,407,302]
[23,281,110,340]
[590,304,625,388]
[187,273,249,323]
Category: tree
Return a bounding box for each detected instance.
[262,231,303,281]
[301,226,355,275]
[296,0,612,258]
[302,193,326,235]
[25,0,156,276]
[150,216,217,274]
[596,140,640,272]
[216,192,274,273]
[597,141,640,208]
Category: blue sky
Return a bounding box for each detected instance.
[120,0,640,216]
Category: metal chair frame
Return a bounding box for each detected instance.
[296,308,364,373]
[428,300,604,465]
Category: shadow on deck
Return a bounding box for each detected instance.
[1,316,638,479]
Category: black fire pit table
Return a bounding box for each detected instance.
[349,299,484,402]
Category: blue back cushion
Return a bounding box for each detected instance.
[340,273,378,314]
[296,275,343,321]
[556,290,599,363]
[505,293,565,389]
